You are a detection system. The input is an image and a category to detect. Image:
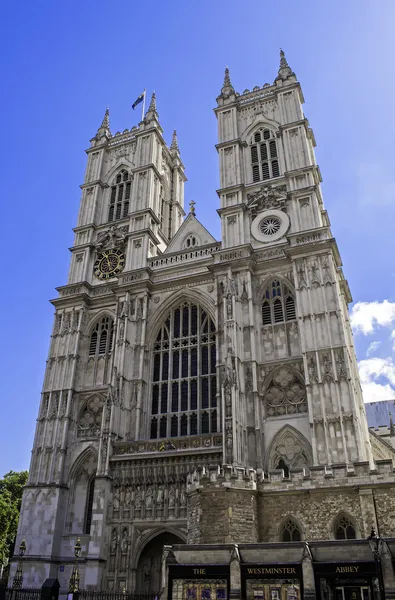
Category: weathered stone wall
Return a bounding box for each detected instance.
[188,487,258,544]
[258,489,363,541]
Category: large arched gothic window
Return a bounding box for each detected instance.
[281,518,301,542]
[334,514,356,540]
[250,128,280,183]
[261,280,296,325]
[150,302,217,439]
[89,317,114,356]
[108,169,131,222]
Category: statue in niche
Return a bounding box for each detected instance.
[113,489,120,514]
[168,486,176,510]
[135,487,142,511]
[124,487,132,510]
[145,486,153,510]
[156,486,164,507]
[180,488,186,509]
[226,294,233,319]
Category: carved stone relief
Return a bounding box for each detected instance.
[263,367,307,416]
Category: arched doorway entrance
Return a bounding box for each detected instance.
[136,532,184,594]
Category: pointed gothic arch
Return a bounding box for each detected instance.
[262,365,307,418]
[148,289,216,348]
[266,424,312,472]
[134,529,186,594]
[241,115,281,143]
[104,161,135,185]
[332,512,358,540]
[278,515,304,542]
[66,447,98,534]
[148,296,217,439]
[257,276,296,326]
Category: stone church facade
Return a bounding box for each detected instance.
[12,52,395,598]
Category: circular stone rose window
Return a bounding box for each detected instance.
[251,209,290,243]
[259,216,281,235]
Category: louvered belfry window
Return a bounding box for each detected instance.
[250,129,280,183]
[89,317,114,356]
[261,281,296,326]
[150,302,218,439]
[108,169,131,222]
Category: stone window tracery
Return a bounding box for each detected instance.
[250,128,280,183]
[150,302,217,439]
[268,425,312,471]
[261,280,296,325]
[281,518,301,542]
[265,368,307,417]
[334,514,356,540]
[108,169,131,222]
[183,235,198,249]
[89,317,114,357]
[77,395,104,438]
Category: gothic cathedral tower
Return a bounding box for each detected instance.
[13,54,375,592]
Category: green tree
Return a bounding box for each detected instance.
[0,470,28,572]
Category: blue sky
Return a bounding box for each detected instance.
[1,0,395,475]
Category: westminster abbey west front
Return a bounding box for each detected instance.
[11,52,395,600]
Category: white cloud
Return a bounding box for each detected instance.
[366,341,381,356]
[350,300,395,334]
[358,357,395,403]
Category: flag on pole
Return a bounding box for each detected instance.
[132,91,145,110]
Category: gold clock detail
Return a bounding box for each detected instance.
[94,248,125,280]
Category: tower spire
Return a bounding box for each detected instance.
[219,66,235,99]
[148,91,157,113]
[100,107,110,129]
[276,48,296,82]
[95,106,111,140]
[145,91,159,122]
[170,129,179,152]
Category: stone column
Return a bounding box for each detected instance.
[301,544,316,600]
[381,543,395,600]
[229,545,242,600]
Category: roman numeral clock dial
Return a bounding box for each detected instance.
[94,248,125,280]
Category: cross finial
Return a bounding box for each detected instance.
[189,200,196,215]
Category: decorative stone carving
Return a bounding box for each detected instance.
[308,357,318,384]
[336,351,347,381]
[297,266,307,289]
[269,425,312,471]
[321,354,334,383]
[310,263,321,287]
[95,225,126,251]
[247,184,287,217]
[78,395,104,438]
[264,367,307,416]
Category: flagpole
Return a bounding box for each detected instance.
[141,89,146,121]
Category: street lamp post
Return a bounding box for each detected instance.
[368,527,386,600]
[12,540,27,589]
[69,538,82,594]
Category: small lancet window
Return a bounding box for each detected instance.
[261,281,296,326]
[250,128,280,183]
[281,519,301,542]
[108,169,132,222]
[84,477,95,534]
[184,235,198,249]
[334,515,356,540]
[88,317,114,356]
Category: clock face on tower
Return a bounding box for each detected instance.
[94,248,125,280]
